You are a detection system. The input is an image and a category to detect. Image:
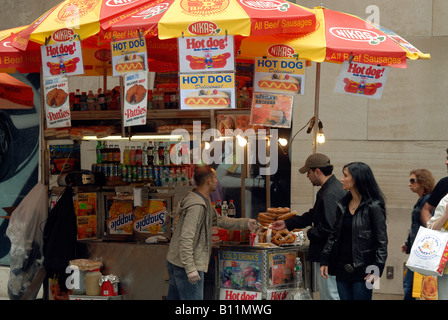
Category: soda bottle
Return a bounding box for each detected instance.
[112,145,121,163]
[221,200,228,217]
[158,142,164,166]
[102,142,109,164]
[147,141,154,166]
[215,200,222,215]
[123,145,130,166]
[73,89,81,111]
[130,146,136,166]
[228,200,236,218]
[80,91,87,111]
[136,146,143,166]
[97,88,106,110]
[142,142,148,166]
[87,90,96,111]
[96,141,103,164]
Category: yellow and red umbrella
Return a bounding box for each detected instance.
[238,7,430,68]
[0,73,34,109]
[102,0,316,40]
[10,0,156,50]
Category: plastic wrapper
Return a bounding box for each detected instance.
[5,182,48,299]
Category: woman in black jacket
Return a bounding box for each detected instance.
[320,162,388,300]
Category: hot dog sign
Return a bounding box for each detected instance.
[178,35,235,73]
[111,37,148,76]
[180,73,235,110]
[41,40,84,78]
[334,61,390,100]
[254,57,305,95]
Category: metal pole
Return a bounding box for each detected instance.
[312,62,321,154]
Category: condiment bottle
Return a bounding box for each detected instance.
[85,269,102,296]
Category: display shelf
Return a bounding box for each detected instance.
[70,108,251,121]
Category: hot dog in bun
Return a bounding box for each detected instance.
[184,89,231,108]
[115,54,145,74]
[258,73,300,94]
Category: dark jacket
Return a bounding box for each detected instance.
[320,193,388,276]
[285,175,346,262]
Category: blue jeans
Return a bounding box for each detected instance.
[167,261,204,300]
[336,280,373,300]
[403,268,415,300]
[313,262,340,300]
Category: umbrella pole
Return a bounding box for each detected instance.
[312,62,321,154]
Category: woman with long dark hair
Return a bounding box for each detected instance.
[320,162,388,300]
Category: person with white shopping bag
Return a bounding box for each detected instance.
[426,194,448,299]
[400,169,435,300]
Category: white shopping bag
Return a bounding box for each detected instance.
[406,226,448,277]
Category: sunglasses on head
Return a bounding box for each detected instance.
[410,178,418,184]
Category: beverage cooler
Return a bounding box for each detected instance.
[215,245,309,300]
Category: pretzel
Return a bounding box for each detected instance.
[277,211,297,220]
[272,229,296,245]
[267,207,290,214]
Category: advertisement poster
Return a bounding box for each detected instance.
[334,61,390,100]
[250,92,293,128]
[178,35,235,73]
[254,57,305,95]
[74,193,97,240]
[219,251,262,291]
[111,37,148,76]
[180,73,235,110]
[49,144,80,175]
[44,76,71,128]
[106,200,134,235]
[269,251,296,287]
[133,199,168,235]
[123,71,148,127]
[41,41,84,78]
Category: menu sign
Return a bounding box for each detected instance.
[111,37,148,76]
[123,71,148,127]
[44,76,71,128]
[250,93,293,128]
[178,35,235,73]
[254,57,305,95]
[334,61,389,100]
[179,73,235,110]
[41,41,84,78]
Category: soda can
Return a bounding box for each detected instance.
[122,164,128,182]
[132,165,137,182]
[117,164,122,180]
[111,164,117,181]
[137,165,143,181]
[106,164,112,181]
[143,165,148,181]
[154,166,160,186]
[126,165,132,182]
[91,163,97,173]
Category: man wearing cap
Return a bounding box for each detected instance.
[272,153,346,300]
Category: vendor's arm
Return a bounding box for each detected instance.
[178,205,203,274]
[284,209,314,230]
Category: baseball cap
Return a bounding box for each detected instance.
[299,153,332,174]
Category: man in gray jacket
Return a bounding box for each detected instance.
[167,165,257,300]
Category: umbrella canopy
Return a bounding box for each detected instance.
[0,73,34,109]
[238,7,430,68]
[10,0,156,50]
[102,0,316,40]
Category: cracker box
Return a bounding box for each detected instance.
[74,193,97,240]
